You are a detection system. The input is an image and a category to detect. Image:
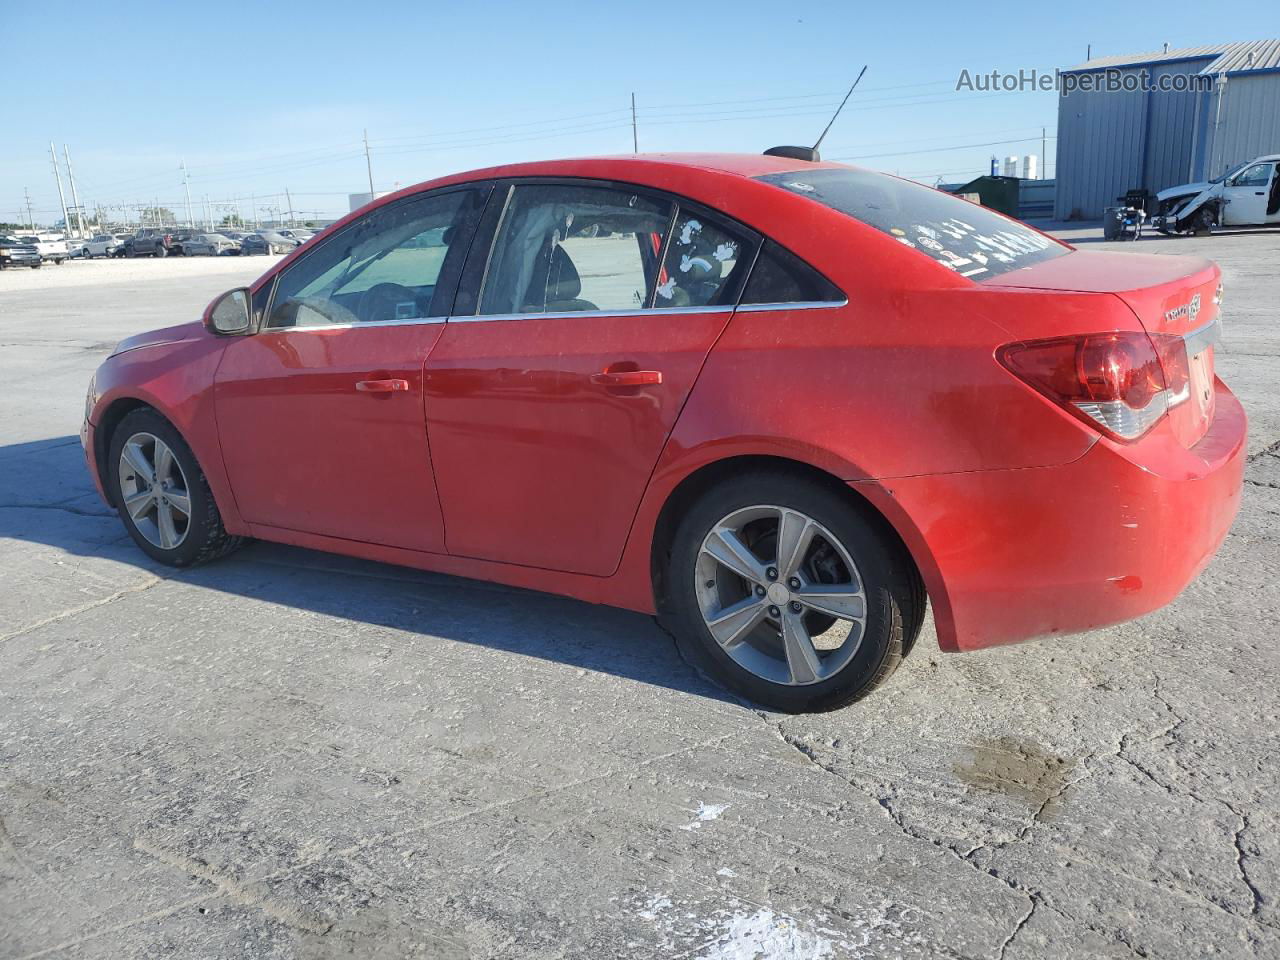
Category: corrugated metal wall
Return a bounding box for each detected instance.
[1143,63,1203,190]
[1202,74,1280,180]
[1054,67,1149,219]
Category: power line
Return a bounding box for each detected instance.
[832,135,1057,162]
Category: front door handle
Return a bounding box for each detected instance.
[356,378,409,393]
[590,370,663,387]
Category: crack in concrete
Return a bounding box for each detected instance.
[0,501,115,518]
[1224,803,1265,920]
[996,895,1036,960]
[132,838,334,936]
[1243,478,1280,490]
[0,576,162,646]
[1245,439,1280,462]
[765,722,1039,960]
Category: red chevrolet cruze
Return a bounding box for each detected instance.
[82,153,1245,712]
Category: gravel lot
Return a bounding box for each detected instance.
[1,232,1278,959]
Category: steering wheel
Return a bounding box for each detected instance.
[357,282,420,324]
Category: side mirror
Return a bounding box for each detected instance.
[204,287,252,336]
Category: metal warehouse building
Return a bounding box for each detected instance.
[1055,39,1280,219]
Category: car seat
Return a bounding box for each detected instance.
[523,242,597,313]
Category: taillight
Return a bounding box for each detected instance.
[998,331,1189,442]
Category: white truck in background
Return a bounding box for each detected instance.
[1153,154,1280,234]
[16,234,70,265]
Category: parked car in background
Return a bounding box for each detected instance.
[277,229,314,244]
[80,234,132,259]
[80,152,1245,712]
[1153,154,1280,234]
[18,234,69,264]
[182,233,240,256]
[0,236,42,268]
[239,232,294,255]
[121,232,175,258]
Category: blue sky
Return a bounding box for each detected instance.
[2,0,1244,225]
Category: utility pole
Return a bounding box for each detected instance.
[285,187,295,227]
[1041,126,1047,181]
[363,129,375,198]
[250,192,258,229]
[63,146,86,237]
[180,160,194,229]
[49,143,72,238]
[631,93,638,153]
[23,188,35,230]
[204,194,212,231]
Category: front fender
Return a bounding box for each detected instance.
[89,336,244,533]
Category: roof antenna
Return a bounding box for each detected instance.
[764,66,867,163]
[813,66,868,154]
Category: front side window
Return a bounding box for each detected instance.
[654,210,748,308]
[267,189,479,328]
[1231,163,1274,187]
[755,168,1067,280]
[479,184,673,316]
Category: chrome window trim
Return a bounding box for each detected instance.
[451,304,735,324]
[1183,315,1223,356]
[262,315,449,335]
[736,299,849,312]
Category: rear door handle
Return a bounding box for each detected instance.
[590,370,663,387]
[356,378,409,393]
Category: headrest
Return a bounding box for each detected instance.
[544,244,582,302]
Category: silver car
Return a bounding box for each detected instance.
[181,233,239,256]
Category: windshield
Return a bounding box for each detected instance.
[755,168,1066,280]
[1211,160,1251,184]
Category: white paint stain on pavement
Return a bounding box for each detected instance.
[699,908,836,960]
[680,802,730,830]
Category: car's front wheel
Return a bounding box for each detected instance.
[666,472,922,712]
[108,408,243,567]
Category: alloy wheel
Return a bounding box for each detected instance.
[117,432,192,550]
[694,504,867,686]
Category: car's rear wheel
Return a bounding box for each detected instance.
[108,409,243,567]
[666,472,921,712]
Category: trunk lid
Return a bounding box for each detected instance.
[986,250,1221,448]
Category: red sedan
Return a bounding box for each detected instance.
[82,153,1245,712]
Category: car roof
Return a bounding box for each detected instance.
[432,152,834,187]
[333,151,843,235]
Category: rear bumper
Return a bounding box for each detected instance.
[867,378,1246,652]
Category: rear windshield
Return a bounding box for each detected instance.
[755,168,1066,281]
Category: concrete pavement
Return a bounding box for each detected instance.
[1,236,1277,959]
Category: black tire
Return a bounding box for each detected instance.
[665,471,922,713]
[155,245,168,258]
[1193,208,1215,236]
[107,408,244,567]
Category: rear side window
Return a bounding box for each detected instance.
[654,210,749,308]
[479,184,672,315]
[741,241,844,305]
[755,168,1066,280]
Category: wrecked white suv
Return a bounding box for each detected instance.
[1153,155,1280,234]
